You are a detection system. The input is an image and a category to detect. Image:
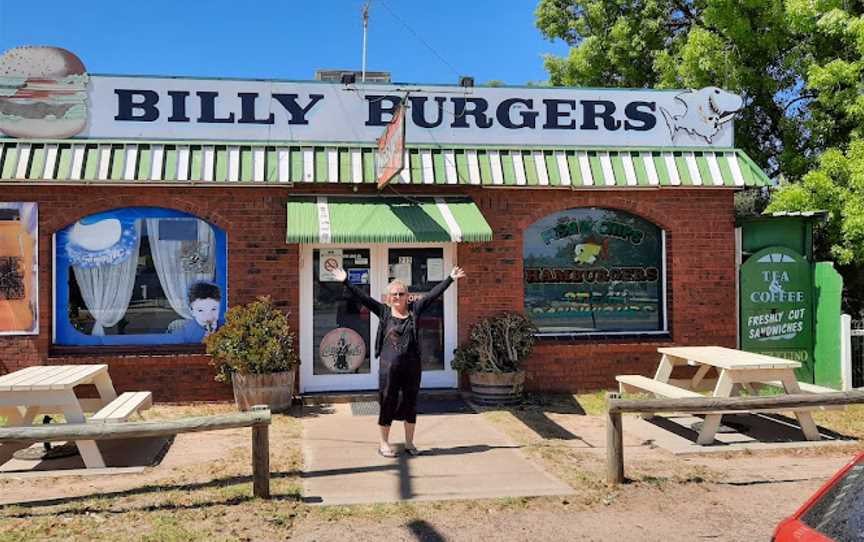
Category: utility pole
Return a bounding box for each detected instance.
[361,1,371,83]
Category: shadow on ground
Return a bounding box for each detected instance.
[0,470,303,516]
[647,412,855,446]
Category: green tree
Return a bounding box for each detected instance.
[767,142,864,264]
[534,0,862,180]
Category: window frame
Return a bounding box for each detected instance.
[52,207,228,347]
[523,207,668,338]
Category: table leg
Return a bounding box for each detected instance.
[780,375,821,441]
[91,372,118,407]
[0,406,38,466]
[691,364,712,390]
[697,369,735,445]
[61,397,106,469]
[653,354,675,383]
[642,354,677,419]
[0,406,26,426]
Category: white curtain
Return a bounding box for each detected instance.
[73,221,142,336]
[145,218,215,320]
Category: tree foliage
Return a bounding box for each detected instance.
[536,0,864,181]
[536,0,864,265]
[767,142,864,265]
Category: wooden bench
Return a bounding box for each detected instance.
[90,392,153,424]
[616,375,842,414]
[616,375,703,398]
[760,381,837,394]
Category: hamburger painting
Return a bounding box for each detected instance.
[0,46,89,139]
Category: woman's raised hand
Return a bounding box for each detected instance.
[332,266,348,283]
[449,266,466,280]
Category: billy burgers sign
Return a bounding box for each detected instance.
[0,45,743,147]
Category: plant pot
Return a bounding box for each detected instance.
[231,370,295,412]
[468,370,525,405]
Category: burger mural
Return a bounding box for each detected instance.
[0,46,89,139]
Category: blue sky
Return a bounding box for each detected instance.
[0,0,569,86]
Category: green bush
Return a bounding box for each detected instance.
[205,296,300,383]
[451,312,537,373]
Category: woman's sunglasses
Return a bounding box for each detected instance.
[390,292,407,297]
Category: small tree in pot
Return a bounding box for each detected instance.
[451,312,537,405]
[205,296,300,412]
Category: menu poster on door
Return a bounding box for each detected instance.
[390,263,412,284]
[0,203,38,335]
[319,249,343,282]
[427,258,444,282]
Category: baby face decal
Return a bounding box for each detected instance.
[191,297,220,332]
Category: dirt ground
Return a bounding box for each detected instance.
[0,397,861,541]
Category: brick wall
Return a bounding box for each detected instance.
[457,187,738,392]
[0,184,736,400]
[0,185,299,402]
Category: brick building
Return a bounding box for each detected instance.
[0,48,770,401]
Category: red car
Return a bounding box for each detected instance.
[773,452,864,541]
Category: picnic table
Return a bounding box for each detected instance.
[617,346,831,445]
[0,365,151,468]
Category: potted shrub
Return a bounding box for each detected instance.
[451,311,537,405]
[205,296,300,412]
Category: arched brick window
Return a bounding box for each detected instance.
[523,207,666,336]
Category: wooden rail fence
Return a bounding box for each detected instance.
[0,405,273,498]
[605,390,864,485]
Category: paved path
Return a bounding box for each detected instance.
[301,402,574,505]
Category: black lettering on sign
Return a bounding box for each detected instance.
[365,95,401,126]
[451,98,493,128]
[272,94,325,125]
[624,101,656,131]
[410,96,447,128]
[580,100,621,130]
[196,91,235,124]
[496,98,538,129]
[238,92,275,124]
[167,91,190,122]
[542,99,577,129]
[114,89,159,121]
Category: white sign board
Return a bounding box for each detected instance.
[319,249,343,282]
[0,46,742,147]
[76,78,740,147]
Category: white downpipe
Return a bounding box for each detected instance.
[841,313,852,390]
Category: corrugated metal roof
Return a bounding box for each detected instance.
[0,139,772,188]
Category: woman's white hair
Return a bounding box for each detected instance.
[386,279,407,294]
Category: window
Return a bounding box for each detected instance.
[523,208,665,335]
[54,207,227,346]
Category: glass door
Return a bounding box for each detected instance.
[384,245,458,389]
[300,246,379,392]
[300,244,458,392]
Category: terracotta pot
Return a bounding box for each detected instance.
[468,370,525,405]
[231,370,295,412]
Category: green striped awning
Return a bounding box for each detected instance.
[287,196,493,244]
[0,139,772,188]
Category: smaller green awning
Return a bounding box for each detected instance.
[287,196,493,244]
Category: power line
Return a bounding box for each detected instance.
[377,0,462,79]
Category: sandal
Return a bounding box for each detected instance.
[404,446,421,456]
[378,448,398,458]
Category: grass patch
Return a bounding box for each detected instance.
[0,402,305,542]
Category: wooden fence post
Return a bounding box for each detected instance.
[606,392,624,485]
[251,405,271,499]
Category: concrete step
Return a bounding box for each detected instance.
[301,388,463,406]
